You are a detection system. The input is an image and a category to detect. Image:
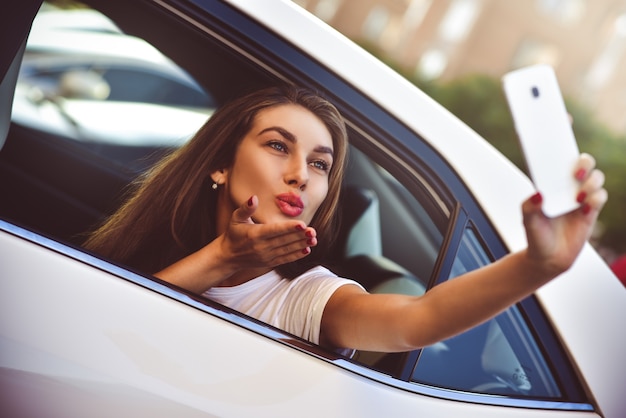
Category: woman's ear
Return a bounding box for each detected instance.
[210,168,228,186]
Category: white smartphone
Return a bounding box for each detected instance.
[502,64,580,217]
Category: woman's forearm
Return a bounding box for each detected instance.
[408,249,558,347]
[153,236,236,294]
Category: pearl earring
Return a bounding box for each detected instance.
[211,182,218,190]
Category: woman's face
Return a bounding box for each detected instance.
[214,104,334,229]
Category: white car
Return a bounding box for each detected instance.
[1,1,624,417]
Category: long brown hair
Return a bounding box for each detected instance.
[84,85,348,279]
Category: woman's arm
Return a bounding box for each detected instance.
[320,154,608,352]
[322,249,569,352]
[154,195,317,293]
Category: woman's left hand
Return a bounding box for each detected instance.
[521,153,608,277]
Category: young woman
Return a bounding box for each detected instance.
[84,85,607,353]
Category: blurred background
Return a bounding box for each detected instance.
[294,0,626,268]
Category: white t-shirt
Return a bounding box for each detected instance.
[202,265,362,346]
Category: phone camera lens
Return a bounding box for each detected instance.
[531,86,540,98]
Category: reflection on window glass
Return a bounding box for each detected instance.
[411,227,561,398]
[447,227,490,279]
[102,68,212,107]
[12,3,213,172]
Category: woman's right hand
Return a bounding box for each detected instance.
[216,195,317,273]
[154,195,316,293]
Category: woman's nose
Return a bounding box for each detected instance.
[285,159,308,190]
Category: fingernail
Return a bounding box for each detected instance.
[295,224,305,231]
[575,168,586,181]
[247,196,254,207]
[582,203,591,215]
[307,238,315,246]
[305,230,314,238]
[302,247,311,255]
[531,192,543,205]
[576,191,587,203]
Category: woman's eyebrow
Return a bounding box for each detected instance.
[259,126,334,157]
[315,145,334,158]
[259,126,296,142]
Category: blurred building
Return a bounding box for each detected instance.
[294,0,626,134]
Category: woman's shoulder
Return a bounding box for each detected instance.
[292,265,363,290]
[298,264,336,277]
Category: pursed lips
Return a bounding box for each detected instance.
[275,193,304,217]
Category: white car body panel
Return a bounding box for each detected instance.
[0,228,599,417]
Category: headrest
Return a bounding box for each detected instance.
[0,40,26,151]
[331,185,382,262]
[0,0,43,151]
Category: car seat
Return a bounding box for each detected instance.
[329,184,425,296]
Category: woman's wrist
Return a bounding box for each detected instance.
[516,248,565,285]
[198,235,240,285]
[154,237,240,294]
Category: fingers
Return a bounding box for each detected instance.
[573,153,596,181]
[578,181,608,216]
[576,169,605,203]
[230,195,312,238]
[524,191,543,209]
[521,192,546,225]
[263,224,317,256]
[267,231,317,265]
[231,195,257,224]
[225,196,318,268]
[238,224,316,267]
[584,187,608,215]
[573,154,608,216]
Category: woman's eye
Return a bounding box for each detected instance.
[310,159,330,172]
[267,141,287,153]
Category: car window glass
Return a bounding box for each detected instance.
[410,227,561,398]
[101,68,213,107]
[12,2,214,172]
[339,146,445,288]
[347,145,448,372]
